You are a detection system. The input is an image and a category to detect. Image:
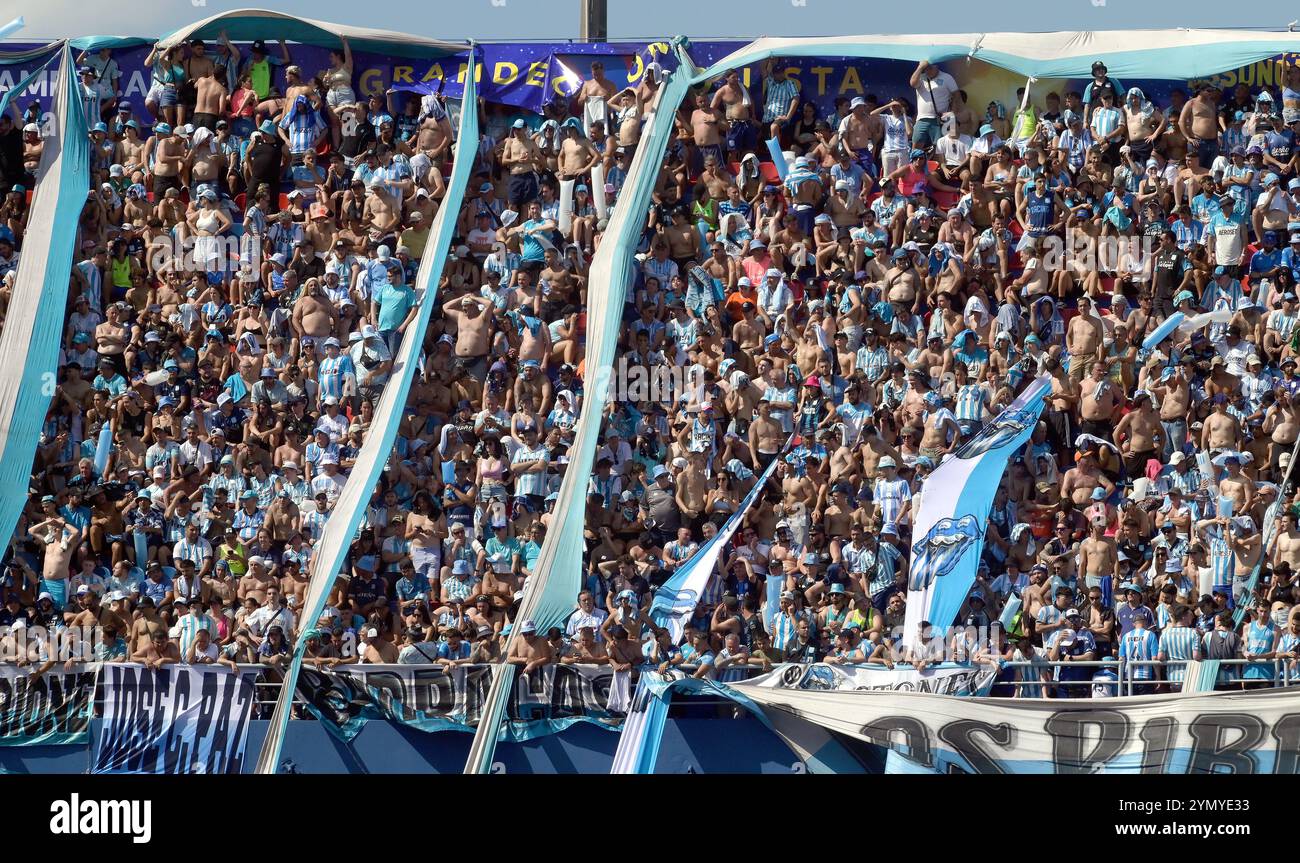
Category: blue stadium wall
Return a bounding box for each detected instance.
[0,717,806,774]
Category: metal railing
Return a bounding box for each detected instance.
[7,658,1295,723]
[998,658,1298,697]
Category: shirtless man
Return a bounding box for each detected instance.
[731,301,766,375]
[1113,390,1163,479]
[362,628,400,663]
[279,560,309,609]
[1273,511,1300,573]
[665,213,702,265]
[1078,516,1120,595]
[699,155,735,202]
[919,394,961,459]
[291,278,338,342]
[1264,388,1300,470]
[576,61,617,128]
[29,515,81,592]
[506,619,554,673]
[191,66,228,131]
[1076,358,1118,441]
[840,99,881,173]
[1217,455,1256,515]
[149,125,187,198]
[1201,396,1242,456]
[690,91,725,165]
[363,186,402,237]
[1122,89,1165,162]
[675,450,710,529]
[1061,449,1115,507]
[564,625,609,664]
[500,121,543,206]
[128,599,168,657]
[557,124,600,181]
[1065,296,1105,383]
[710,69,754,153]
[415,108,453,164]
[748,400,785,469]
[131,631,181,669]
[1153,365,1192,456]
[859,422,903,481]
[237,557,276,606]
[1178,84,1221,166]
[440,294,493,375]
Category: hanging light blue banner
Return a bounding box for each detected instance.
[902,376,1051,641]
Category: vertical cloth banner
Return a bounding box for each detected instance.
[608,674,670,774]
[0,47,88,550]
[92,664,257,774]
[253,56,479,776]
[463,46,698,775]
[649,445,784,642]
[903,375,1051,642]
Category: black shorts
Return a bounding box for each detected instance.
[191,112,218,131]
[507,172,539,207]
[153,173,181,198]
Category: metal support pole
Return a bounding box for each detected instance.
[580,0,608,42]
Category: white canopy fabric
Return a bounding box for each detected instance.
[693,29,1300,82]
[152,7,465,59]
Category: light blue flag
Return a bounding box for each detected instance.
[0,49,89,553]
[650,446,783,642]
[998,592,1022,632]
[93,422,113,476]
[903,375,1051,640]
[765,137,789,179]
[1141,311,1183,351]
[133,526,148,572]
[608,674,671,774]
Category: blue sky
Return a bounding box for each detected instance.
[12,0,1300,42]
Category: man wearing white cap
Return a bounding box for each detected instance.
[872,456,912,527]
[501,118,542,207]
[506,618,553,674]
[310,452,346,503]
[350,323,393,401]
[838,96,879,174]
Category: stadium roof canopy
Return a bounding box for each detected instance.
[2,7,468,65]
[691,29,1300,80]
[147,7,467,60]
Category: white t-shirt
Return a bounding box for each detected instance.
[934,134,972,167]
[914,70,959,120]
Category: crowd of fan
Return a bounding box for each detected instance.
[1,40,1300,697]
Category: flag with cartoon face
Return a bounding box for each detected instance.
[903,375,1051,643]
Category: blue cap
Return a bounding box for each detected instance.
[259,120,276,135]
[155,123,172,134]
[909,148,926,159]
[979,123,995,136]
[1213,265,1227,276]
[91,122,108,133]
